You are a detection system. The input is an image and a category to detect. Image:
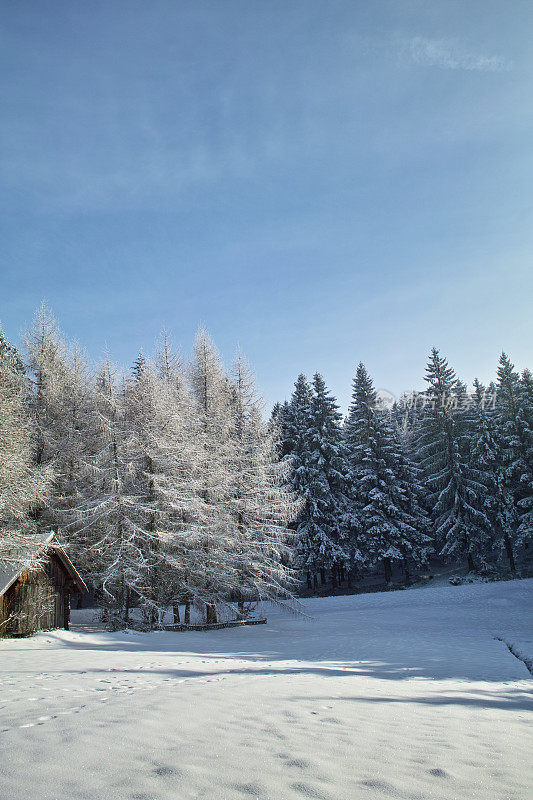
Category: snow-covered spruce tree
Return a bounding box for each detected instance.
[0,328,25,374]
[469,379,517,571]
[306,373,355,585]
[282,374,348,590]
[521,368,533,538]
[495,354,533,548]
[132,350,147,381]
[0,328,51,575]
[522,368,533,420]
[270,401,291,458]
[413,349,489,571]
[345,363,429,583]
[227,354,296,614]
[280,375,313,588]
[390,422,432,583]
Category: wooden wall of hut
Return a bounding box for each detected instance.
[0,552,72,638]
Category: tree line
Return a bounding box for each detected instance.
[273,349,532,589]
[1,306,531,628]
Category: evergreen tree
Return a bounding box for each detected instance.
[391,423,432,582]
[283,374,348,589]
[469,379,517,571]
[521,368,533,419]
[495,354,533,546]
[270,401,291,458]
[345,363,429,583]
[0,328,24,374]
[413,349,489,571]
[132,350,146,381]
[306,373,354,584]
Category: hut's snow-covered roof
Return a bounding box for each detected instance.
[0,565,20,599]
[0,532,87,597]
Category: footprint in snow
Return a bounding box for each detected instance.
[428,768,450,778]
[152,765,182,778]
[231,781,264,796]
[286,758,312,770]
[290,782,329,799]
[358,779,400,796]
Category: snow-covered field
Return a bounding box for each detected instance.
[1,580,532,800]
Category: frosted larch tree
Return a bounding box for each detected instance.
[228,353,296,615]
[0,328,51,574]
[188,329,240,623]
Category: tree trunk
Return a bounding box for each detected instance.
[124,586,131,623]
[76,593,83,609]
[237,600,245,618]
[320,568,326,585]
[383,557,392,583]
[467,553,475,572]
[206,603,218,624]
[403,559,411,586]
[173,605,181,624]
[347,566,355,590]
[184,601,191,624]
[307,571,312,590]
[503,530,516,572]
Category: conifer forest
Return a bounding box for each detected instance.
[1,306,531,628]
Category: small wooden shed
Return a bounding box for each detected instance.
[0,532,87,638]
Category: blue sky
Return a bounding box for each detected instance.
[1,0,532,411]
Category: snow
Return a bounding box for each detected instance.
[0,532,54,597]
[1,579,532,800]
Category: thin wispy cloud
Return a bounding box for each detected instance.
[402,36,512,72]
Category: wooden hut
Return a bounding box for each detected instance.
[0,532,87,638]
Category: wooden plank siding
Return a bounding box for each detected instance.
[0,552,75,638]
